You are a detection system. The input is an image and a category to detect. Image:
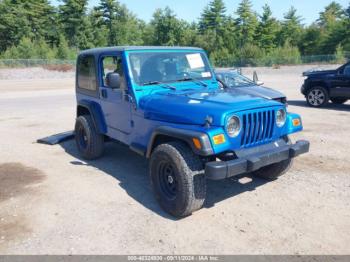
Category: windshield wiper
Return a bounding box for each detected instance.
[176,77,208,87]
[142,81,177,90]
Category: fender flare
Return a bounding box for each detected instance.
[77,100,107,134]
[146,126,214,158]
[304,80,330,94]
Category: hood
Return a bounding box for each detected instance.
[139,89,282,126]
[303,69,336,77]
[229,85,285,100]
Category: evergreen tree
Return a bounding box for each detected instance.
[234,0,258,46]
[299,24,323,55]
[59,0,89,48]
[318,2,347,54]
[0,0,29,52]
[36,38,55,59]
[96,0,143,46]
[198,0,228,51]
[96,0,119,45]
[149,7,184,46]
[56,35,70,59]
[343,3,350,50]
[7,38,36,59]
[19,0,56,41]
[278,6,303,47]
[334,44,346,63]
[88,10,109,47]
[0,0,56,52]
[318,2,344,28]
[199,0,227,33]
[321,21,347,54]
[179,22,199,47]
[0,0,349,64]
[256,4,280,53]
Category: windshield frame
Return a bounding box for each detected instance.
[217,71,256,88]
[126,49,215,88]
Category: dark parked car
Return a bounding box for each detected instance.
[301,62,350,107]
[215,69,287,104]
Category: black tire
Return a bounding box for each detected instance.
[330,98,348,104]
[150,141,206,217]
[252,136,293,180]
[74,115,104,160]
[306,86,329,107]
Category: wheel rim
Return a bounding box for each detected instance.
[77,125,88,149]
[158,161,177,200]
[308,89,325,106]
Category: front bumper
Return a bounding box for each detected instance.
[205,140,310,180]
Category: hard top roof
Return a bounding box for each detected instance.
[79,46,204,56]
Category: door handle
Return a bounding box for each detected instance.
[124,93,137,110]
[101,89,108,98]
[124,93,133,102]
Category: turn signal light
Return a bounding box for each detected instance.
[292,118,301,127]
[192,138,202,150]
[213,134,226,145]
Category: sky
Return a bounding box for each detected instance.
[52,0,350,25]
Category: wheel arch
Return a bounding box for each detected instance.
[304,80,330,95]
[76,100,107,134]
[146,126,213,158]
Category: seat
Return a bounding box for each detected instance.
[165,62,178,81]
[140,59,162,84]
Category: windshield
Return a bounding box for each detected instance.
[128,51,213,86]
[216,71,255,88]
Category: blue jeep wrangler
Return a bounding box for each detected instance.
[74,46,309,217]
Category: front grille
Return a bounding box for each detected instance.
[240,110,275,147]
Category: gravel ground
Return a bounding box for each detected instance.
[0,65,349,255]
[0,67,75,80]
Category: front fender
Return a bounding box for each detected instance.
[146,126,214,158]
[284,112,303,135]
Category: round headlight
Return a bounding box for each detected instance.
[226,115,241,137]
[276,109,286,127]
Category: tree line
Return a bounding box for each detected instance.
[0,0,349,66]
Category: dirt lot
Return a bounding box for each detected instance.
[0,65,349,254]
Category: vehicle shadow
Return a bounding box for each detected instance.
[60,139,269,219]
[288,100,350,112]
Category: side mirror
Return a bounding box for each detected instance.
[253,71,258,83]
[253,71,264,85]
[106,72,121,89]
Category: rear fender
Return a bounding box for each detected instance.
[77,100,107,134]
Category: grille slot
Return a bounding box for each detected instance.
[240,110,275,147]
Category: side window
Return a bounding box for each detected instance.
[344,65,350,76]
[77,55,96,91]
[102,56,127,90]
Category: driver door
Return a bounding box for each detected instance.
[99,55,133,135]
[331,64,350,98]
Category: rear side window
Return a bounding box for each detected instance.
[77,55,97,91]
